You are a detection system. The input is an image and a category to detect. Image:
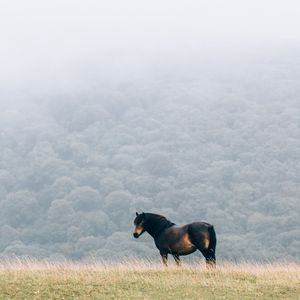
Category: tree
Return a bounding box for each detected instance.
[66,186,102,212]
[0,191,40,227]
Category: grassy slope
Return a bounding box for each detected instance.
[0,260,299,299]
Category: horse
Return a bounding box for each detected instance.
[133,212,216,268]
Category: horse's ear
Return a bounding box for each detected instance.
[136,212,139,216]
[142,212,145,216]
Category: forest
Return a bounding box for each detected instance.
[0,45,299,262]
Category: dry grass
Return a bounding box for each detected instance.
[0,258,299,299]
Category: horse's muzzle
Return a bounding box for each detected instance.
[133,232,139,238]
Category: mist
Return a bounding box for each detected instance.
[0,1,299,261]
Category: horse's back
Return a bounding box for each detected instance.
[188,221,213,230]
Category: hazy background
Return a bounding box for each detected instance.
[0,0,299,262]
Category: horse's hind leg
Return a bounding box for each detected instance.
[189,230,216,268]
[173,255,181,267]
[192,244,216,268]
[201,249,216,269]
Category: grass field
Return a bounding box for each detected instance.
[0,259,299,299]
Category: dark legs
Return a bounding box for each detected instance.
[189,233,216,268]
[187,223,217,269]
[201,249,216,269]
[160,252,168,266]
[172,254,181,267]
[190,237,216,268]
[160,253,182,267]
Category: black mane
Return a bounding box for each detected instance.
[144,213,175,238]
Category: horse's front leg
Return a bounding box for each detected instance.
[160,252,168,267]
[173,255,181,267]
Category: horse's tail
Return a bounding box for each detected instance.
[208,225,217,253]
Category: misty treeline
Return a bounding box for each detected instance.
[0,49,299,262]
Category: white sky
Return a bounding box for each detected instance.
[0,0,299,90]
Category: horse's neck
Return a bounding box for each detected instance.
[146,218,175,239]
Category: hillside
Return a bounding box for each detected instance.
[0,47,300,261]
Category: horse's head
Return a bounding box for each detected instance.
[133,212,146,238]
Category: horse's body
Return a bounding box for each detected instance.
[133,212,216,268]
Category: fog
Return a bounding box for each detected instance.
[1,0,300,88]
[0,1,299,261]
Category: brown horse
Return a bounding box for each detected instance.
[133,212,216,268]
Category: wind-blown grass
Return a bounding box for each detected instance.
[0,258,299,299]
